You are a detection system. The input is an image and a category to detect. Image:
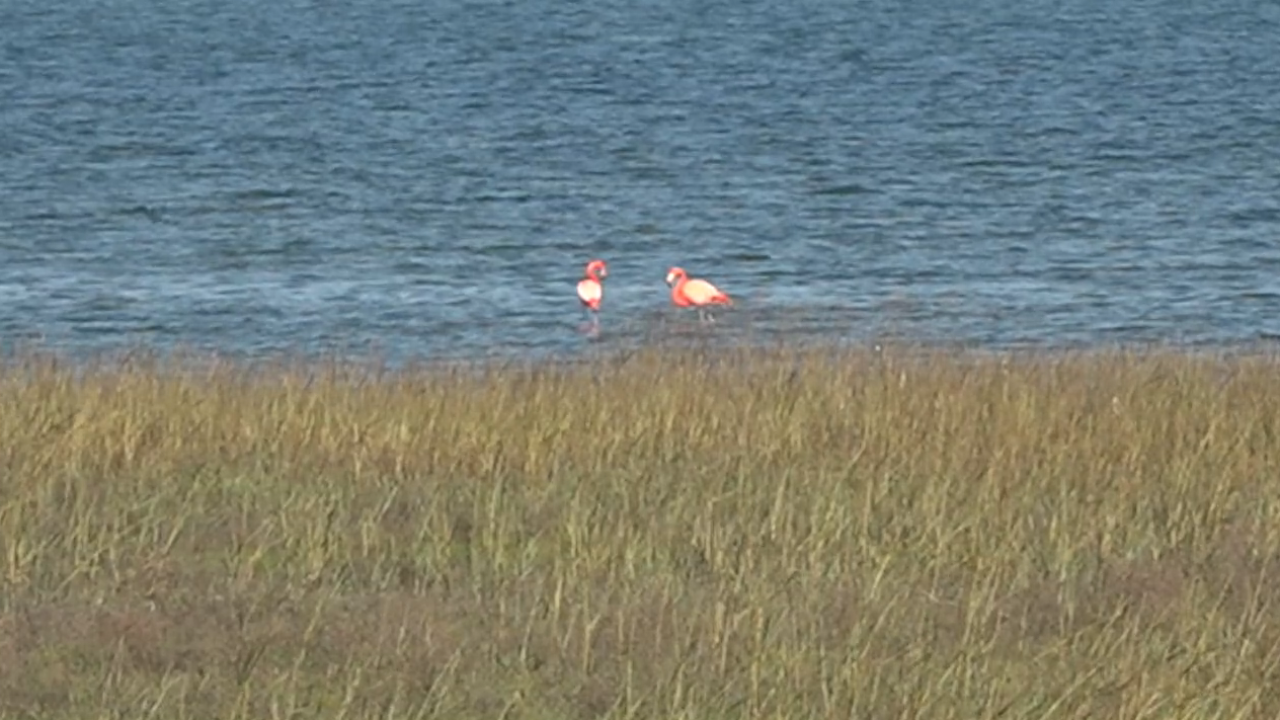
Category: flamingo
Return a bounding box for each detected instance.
[577,259,607,323]
[665,266,732,322]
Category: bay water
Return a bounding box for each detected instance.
[4,0,1280,364]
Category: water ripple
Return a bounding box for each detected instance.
[3,0,1280,364]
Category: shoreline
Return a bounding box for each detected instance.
[4,333,1280,379]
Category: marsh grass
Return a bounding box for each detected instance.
[2,343,1280,719]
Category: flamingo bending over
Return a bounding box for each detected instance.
[577,259,608,323]
[666,266,732,321]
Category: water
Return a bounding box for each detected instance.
[3,0,1280,364]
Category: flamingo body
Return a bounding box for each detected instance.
[666,267,732,309]
[577,277,602,310]
[577,259,607,316]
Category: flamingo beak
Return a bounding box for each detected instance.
[665,271,675,285]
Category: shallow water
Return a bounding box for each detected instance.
[3,0,1280,364]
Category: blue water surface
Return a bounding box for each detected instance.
[3,0,1280,364]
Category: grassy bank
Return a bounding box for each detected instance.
[1,345,1279,719]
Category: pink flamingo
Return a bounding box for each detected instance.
[577,259,607,323]
[666,266,732,321]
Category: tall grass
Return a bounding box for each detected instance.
[1,344,1279,719]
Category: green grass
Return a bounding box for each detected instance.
[2,344,1280,719]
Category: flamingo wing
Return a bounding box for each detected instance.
[681,278,731,305]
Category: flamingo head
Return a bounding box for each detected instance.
[585,259,607,279]
[665,267,686,286]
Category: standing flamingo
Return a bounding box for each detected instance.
[577,259,607,324]
[666,266,732,322]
